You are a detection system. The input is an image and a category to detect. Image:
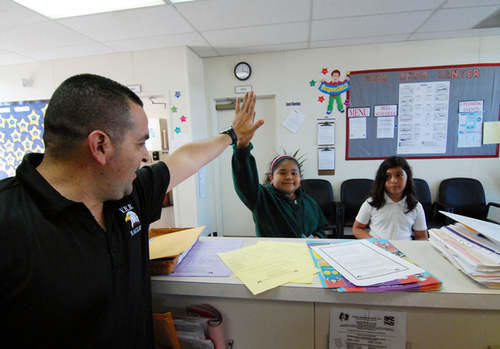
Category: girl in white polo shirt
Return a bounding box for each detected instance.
[352,156,428,241]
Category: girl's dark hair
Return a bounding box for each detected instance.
[369,156,418,213]
[263,155,301,185]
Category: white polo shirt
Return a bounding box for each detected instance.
[355,193,427,240]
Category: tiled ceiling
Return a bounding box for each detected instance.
[1,0,500,67]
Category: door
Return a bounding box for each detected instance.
[215,96,277,237]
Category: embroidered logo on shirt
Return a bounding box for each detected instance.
[119,204,142,236]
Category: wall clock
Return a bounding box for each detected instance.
[234,62,251,81]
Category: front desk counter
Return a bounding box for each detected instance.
[151,237,500,349]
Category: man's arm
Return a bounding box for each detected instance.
[164,91,264,192]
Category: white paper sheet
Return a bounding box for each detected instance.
[311,240,424,286]
[283,109,307,133]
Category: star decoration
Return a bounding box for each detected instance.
[180,115,187,122]
[10,129,22,142]
[6,115,17,128]
[309,80,316,86]
[18,120,29,133]
[15,150,25,162]
[4,141,14,151]
[174,127,181,134]
[318,96,325,103]
[29,128,42,140]
[23,139,34,151]
[322,68,328,75]
[28,110,41,125]
[5,154,16,166]
[41,104,48,116]
[171,106,178,113]
[175,91,181,98]
[344,99,351,107]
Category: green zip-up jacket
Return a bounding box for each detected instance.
[232,144,327,238]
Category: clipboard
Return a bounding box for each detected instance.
[318,147,335,175]
[318,122,335,146]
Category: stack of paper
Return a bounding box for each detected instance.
[217,241,319,295]
[309,239,442,292]
[429,212,500,288]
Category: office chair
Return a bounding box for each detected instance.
[436,177,500,224]
[413,178,443,229]
[339,178,374,238]
[300,179,340,238]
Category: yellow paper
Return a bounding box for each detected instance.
[217,240,319,295]
[483,121,500,144]
[149,226,204,260]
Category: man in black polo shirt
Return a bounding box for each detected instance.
[0,74,263,348]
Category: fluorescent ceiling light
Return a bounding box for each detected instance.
[13,0,166,19]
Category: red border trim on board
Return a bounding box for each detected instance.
[345,63,500,161]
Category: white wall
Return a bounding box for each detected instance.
[203,36,500,214]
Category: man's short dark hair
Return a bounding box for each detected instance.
[43,74,143,156]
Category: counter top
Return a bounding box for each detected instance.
[151,237,500,310]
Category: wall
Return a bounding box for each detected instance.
[203,36,500,218]
[0,47,216,233]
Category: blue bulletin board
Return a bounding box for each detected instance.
[346,64,500,160]
[0,101,47,179]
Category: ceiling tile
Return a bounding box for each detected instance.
[104,32,210,51]
[202,22,310,48]
[443,0,500,8]
[0,21,95,52]
[0,0,48,27]
[310,34,410,49]
[20,43,116,61]
[0,49,35,65]
[410,27,500,40]
[312,0,445,19]
[174,0,310,31]
[311,11,433,41]
[56,5,194,42]
[418,6,500,32]
[216,42,308,56]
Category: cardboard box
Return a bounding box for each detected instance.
[148,227,203,275]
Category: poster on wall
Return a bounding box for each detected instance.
[0,101,47,179]
[397,81,450,154]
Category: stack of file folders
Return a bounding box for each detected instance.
[429,212,500,289]
[309,239,442,292]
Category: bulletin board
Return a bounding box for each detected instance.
[346,64,500,160]
[0,100,47,179]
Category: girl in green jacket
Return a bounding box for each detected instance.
[232,143,327,238]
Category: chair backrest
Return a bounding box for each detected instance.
[439,177,487,220]
[300,179,334,218]
[340,178,374,227]
[414,178,432,216]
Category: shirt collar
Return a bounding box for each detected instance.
[384,191,407,207]
[16,153,81,218]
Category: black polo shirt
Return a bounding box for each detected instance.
[0,153,170,349]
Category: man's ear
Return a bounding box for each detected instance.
[87,130,112,165]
